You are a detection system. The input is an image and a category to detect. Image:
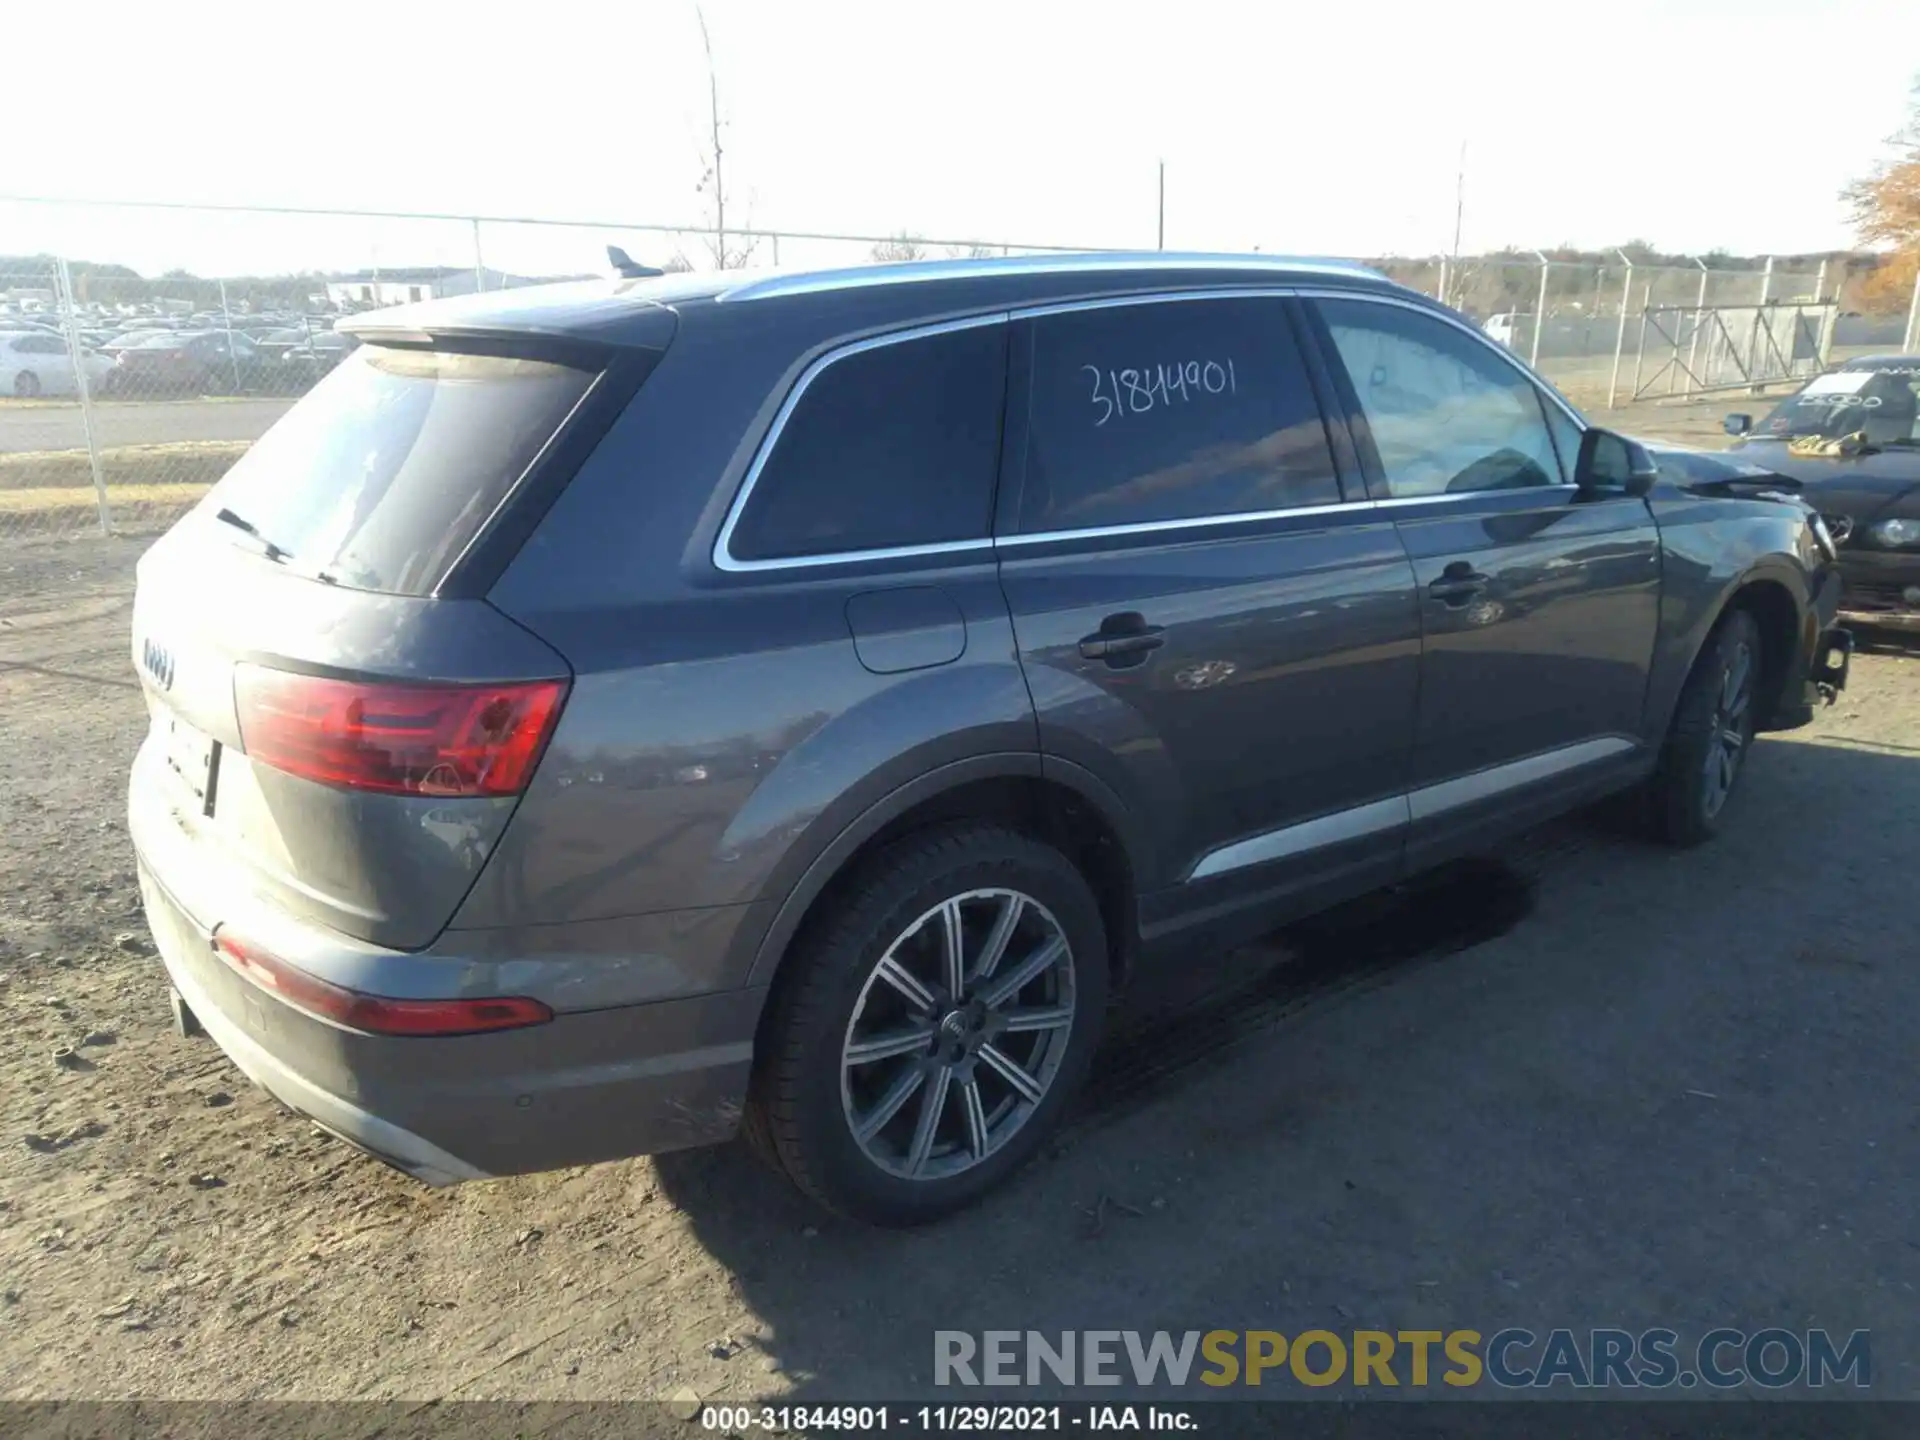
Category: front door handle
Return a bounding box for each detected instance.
[1079,613,1166,664]
[1427,565,1491,607]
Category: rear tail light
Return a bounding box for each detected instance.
[214,931,552,1036]
[234,665,567,797]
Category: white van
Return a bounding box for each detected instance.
[1484,312,1528,350]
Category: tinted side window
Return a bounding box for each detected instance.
[1018,297,1340,533]
[727,322,1007,562]
[1317,298,1566,498]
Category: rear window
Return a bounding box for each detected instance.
[725,321,1007,563]
[203,345,595,595]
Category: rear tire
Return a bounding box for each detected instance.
[1645,609,1762,847]
[747,823,1108,1226]
[15,370,41,398]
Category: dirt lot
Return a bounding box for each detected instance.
[3,526,1919,1406]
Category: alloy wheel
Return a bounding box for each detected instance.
[840,888,1076,1181]
[1701,639,1754,819]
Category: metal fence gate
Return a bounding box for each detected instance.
[1627,302,1836,402]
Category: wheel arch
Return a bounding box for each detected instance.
[1647,556,1811,743]
[1712,571,1810,730]
[741,755,1145,1001]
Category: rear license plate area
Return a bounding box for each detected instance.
[162,715,220,813]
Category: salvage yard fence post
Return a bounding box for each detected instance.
[1906,268,1920,356]
[1607,254,1634,408]
[55,255,113,536]
[1530,251,1550,370]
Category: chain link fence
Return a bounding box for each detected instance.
[0,199,1097,543]
[4,198,1917,544]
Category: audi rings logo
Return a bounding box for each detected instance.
[141,638,176,691]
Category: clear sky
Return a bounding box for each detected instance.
[5,0,1917,280]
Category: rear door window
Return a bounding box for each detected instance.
[1014,296,1341,534]
[725,320,1008,563]
[203,345,596,595]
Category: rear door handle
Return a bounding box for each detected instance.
[1427,569,1491,606]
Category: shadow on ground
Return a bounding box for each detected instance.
[653,733,1920,1405]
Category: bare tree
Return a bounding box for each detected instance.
[942,243,1003,260]
[871,234,927,264]
[692,6,759,270]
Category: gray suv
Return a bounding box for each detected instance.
[130,255,1850,1225]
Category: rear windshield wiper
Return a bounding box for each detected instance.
[214,506,291,564]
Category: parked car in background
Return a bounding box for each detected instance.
[110,330,266,396]
[276,330,358,389]
[1725,354,1920,632]
[100,329,166,360]
[250,328,313,361]
[1,330,112,397]
[130,255,1850,1226]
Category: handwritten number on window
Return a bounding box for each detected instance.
[1083,365,1115,427]
[1084,359,1237,426]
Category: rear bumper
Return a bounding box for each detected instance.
[135,861,765,1185]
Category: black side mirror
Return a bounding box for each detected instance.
[1575,428,1659,498]
[1723,413,1752,436]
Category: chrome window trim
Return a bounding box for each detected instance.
[719,253,1385,304]
[1185,735,1640,883]
[712,312,1011,574]
[1369,483,1580,511]
[998,499,1378,550]
[715,283,1597,575]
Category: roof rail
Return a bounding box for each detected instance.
[719,251,1388,303]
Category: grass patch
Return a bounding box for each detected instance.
[0,481,212,516]
[0,442,235,534]
[0,440,247,491]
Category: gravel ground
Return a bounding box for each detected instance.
[2,532,1918,1407]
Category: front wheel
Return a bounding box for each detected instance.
[1645,609,1762,847]
[747,824,1108,1226]
[14,370,41,398]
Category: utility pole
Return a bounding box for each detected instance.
[1447,140,1466,305]
[697,5,726,267]
[1156,161,1165,251]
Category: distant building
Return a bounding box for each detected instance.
[323,267,538,310]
